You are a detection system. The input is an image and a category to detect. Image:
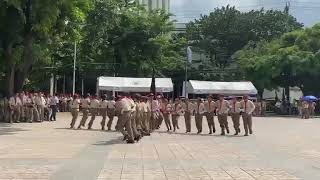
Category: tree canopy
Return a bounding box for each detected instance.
[236,24,320,97]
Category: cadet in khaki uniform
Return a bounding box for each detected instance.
[216,95,230,135]
[106,96,116,130]
[20,92,27,122]
[140,96,150,134]
[183,98,194,133]
[14,94,22,123]
[172,98,183,132]
[78,94,90,129]
[8,96,16,123]
[35,93,45,122]
[115,95,123,131]
[204,95,216,134]
[100,95,108,130]
[119,95,135,143]
[162,98,172,132]
[26,94,34,123]
[240,95,255,136]
[134,95,143,132]
[195,98,205,134]
[70,95,80,129]
[128,96,141,141]
[0,96,4,122]
[88,96,100,130]
[229,96,241,135]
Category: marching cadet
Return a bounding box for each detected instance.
[115,95,123,131]
[26,93,34,123]
[183,98,194,133]
[20,92,27,122]
[156,95,164,129]
[49,94,59,121]
[119,94,135,143]
[70,95,80,129]
[134,94,143,133]
[240,95,255,136]
[204,95,216,134]
[162,98,172,132]
[100,95,108,130]
[141,96,150,135]
[106,96,116,131]
[88,95,100,130]
[35,93,45,122]
[172,98,183,132]
[128,95,141,141]
[229,96,241,135]
[78,94,91,129]
[150,94,160,131]
[0,95,4,122]
[195,98,205,134]
[216,95,230,135]
[13,93,22,123]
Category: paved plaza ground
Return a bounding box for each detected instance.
[0,113,320,180]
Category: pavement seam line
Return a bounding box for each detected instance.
[153,143,168,180]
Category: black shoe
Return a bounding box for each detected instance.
[226,128,230,134]
[213,129,216,133]
[144,133,151,136]
[123,135,128,141]
[209,132,212,134]
[127,139,135,144]
[107,128,111,131]
[134,135,142,142]
[177,126,180,129]
[234,132,238,136]
[249,130,253,134]
[220,132,225,136]
[238,128,241,133]
[244,134,249,136]
[101,127,105,131]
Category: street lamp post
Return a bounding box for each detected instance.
[72,41,77,95]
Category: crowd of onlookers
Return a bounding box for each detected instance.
[0,92,74,123]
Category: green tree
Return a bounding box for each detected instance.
[236,24,320,98]
[0,0,91,96]
[185,5,302,72]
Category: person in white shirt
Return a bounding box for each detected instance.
[88,95,100,130]
[35,93,45,122]
[100,95,108,130]
[216,95,230,135]
[229,96,241,135]
[204,95,216,134]
[106,96,116,131]
[240,95,255,136]
[70,95,80,129]
[195,98,205,134]
[114,95,123,131]
[50,94,59,121]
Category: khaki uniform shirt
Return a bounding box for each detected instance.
[240,100,255,114]
[70,99,80,109]
[90,99,100,109]
[80,98,90,108]
[216,100,230,115]
[100,100,108,109]
[229,101,241,113]
[195,102,206,115]
[204,101,216,113]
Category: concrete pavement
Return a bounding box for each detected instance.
[0,113,319,179]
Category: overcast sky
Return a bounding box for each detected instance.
[170,0,320,26]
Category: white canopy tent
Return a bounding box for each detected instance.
[187,80,258,95]
[97,77,173,93]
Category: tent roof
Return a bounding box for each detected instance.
[97,77,173,92]
[188,80,258,95]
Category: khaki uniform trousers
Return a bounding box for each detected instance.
[218,113,229,133]
[205,112,215,133]
[26,106,34,122]
[100,108,107,130]
[302,108,310,119]
[37,105,44,122]
[135,111,142,130]
[195,113,203,132]
[231,113,241,133]
[242,113,253,135]
[184,112,191,132]
[163,112,172,131]
[130,111,139,138]
[13,106,21,122]
[70,108,79,128]
[171,114,179,131]
[88,108,98,129]
[119,111,134,141]
[142,112,150,132]
[107,108,115,130]
[78,108,89,128]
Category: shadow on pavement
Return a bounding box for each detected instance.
[92,137,123,146]
[0,123,29,136]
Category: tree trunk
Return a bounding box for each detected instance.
[3,43,15,97]
[14,33,34,93]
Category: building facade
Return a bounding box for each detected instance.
[137,0,170,12]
